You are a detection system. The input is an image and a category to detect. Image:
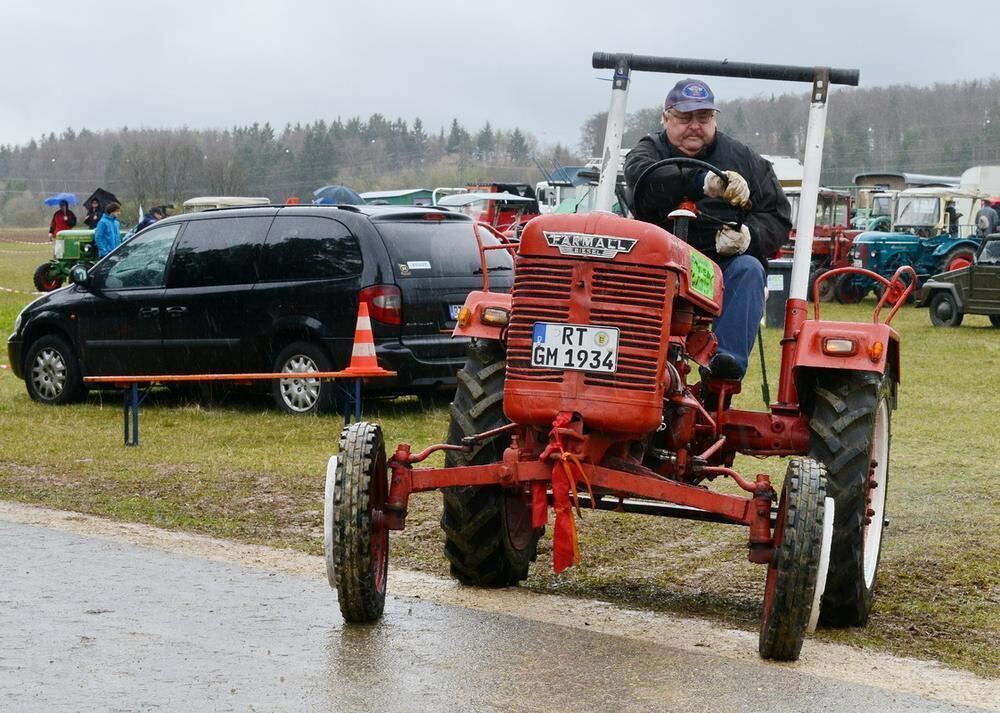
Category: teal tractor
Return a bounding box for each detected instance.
[835,187,984,303]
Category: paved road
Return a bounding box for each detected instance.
[1,515,994,713]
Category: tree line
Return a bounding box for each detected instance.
[0,117,577,226]
[3,77,999,226]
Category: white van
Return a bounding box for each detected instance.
[182,196,270,212]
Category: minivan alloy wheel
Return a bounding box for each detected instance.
[272,341,336,415]
[31,347,69,400]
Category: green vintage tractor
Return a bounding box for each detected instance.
[34,229,101,292]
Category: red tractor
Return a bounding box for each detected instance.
[324,54,910,661]
[777,187,861,301]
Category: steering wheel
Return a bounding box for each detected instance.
[630,156,749,233]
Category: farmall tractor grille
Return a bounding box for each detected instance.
[507,258,669,393]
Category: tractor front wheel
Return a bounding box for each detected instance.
[441,339,542,586]
[809,370,893,627]
[33,263,62,292]
[759,458,827,661]
[327,422,389,622]
[928,292,963,327]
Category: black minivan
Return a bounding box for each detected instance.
[8,205,513,413]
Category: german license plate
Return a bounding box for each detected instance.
[531,323,619,373]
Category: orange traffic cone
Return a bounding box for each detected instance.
[340,302,395,376]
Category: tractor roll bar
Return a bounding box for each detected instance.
[591,53,859,86]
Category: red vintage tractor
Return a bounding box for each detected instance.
[324,54,911,661]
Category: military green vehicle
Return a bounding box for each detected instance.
[916,233,1000,327]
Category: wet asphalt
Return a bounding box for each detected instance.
[1,518,992,713]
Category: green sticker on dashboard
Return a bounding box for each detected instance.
[689,251,715,298]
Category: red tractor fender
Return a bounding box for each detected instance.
[451,290,512,341]
[791,319,901,381]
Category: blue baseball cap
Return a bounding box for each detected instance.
[665,79,718,113]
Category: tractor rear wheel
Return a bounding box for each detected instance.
[990,315,1000,328]
[441,339,542,586]
[942,247,975,272]
[928,292,963,327]
[33,263,62,292]
[328,422,389,622]
[759,458,827,661]
[808,370,892,627]
[834,275,866,304]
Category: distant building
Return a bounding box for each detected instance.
[852,172,960,191]
[360,189,434,206]
[761,155,803,188]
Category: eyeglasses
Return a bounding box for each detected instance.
[666,109,718,126]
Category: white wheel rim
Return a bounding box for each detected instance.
[808,496,835,633]
[864,398,890,587]
[323,456,338,588]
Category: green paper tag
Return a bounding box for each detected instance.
[689,251,715,298]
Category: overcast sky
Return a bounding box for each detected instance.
[4,0,998,152]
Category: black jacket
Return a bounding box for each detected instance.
[624,130,791,268]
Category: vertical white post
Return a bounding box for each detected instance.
[596,59,630,213]
[790,70,830,301]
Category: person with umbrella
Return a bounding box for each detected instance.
[84,197,103,229]
[47,196,78,239]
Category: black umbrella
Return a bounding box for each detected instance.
[85,187,120,210]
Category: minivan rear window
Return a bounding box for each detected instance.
[375,221,513,279]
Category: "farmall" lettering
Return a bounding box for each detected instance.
[542,231,638,259]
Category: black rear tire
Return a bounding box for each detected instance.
[441,339,541,586]
[928,292,963,327]
[759,458,827,661]
[271,341,336,414]
[989,315,1000,328]
[834,275,866,304]
[33,263,62,292]
[332,422,389,622]
[808,370,892,627]
[24,334,84,405]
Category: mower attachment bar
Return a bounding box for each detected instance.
[591,52,860,86]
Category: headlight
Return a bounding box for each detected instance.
[53,240,65,260]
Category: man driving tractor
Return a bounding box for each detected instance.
[624,78,791,381]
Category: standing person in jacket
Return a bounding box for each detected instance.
[624,78,792,381]
[84,197,103,229]
[48,200,77,238]
[974,199,999,238]
[94,202,122,257]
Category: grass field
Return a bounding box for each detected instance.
[1,229,998,676]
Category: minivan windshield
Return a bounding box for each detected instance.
[375,220,513,279]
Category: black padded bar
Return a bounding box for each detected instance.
[592,52,859,87]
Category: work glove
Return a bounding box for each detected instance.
[715,224,751,256]
[704,170,751,208]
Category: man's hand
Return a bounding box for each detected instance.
[715,224,751,256]
[704,170,751,208]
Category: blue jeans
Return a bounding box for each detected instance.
[712,255,765,377]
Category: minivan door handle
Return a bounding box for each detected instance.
[166,306,188,318]
[138,307,160,318]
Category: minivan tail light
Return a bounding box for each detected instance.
[359,285,402,325]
